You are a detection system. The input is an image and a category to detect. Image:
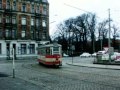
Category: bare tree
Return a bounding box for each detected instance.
[52,12,116,55]
[85,13,96,53]
[73,14,90,52]
[112,25,119,49]
[56,23,67,38]
[54,23,68,52]
[98,20,109,40]
[97,19,110,49]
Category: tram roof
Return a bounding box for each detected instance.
[37,43,61,48]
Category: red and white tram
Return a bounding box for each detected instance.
[37,43,62,67]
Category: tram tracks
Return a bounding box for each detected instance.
[21,63,120,88]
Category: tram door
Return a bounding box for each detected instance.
[6,43,10,59]
[13,44,16,59]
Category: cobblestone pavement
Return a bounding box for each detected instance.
[0,59,120,90]
[0,77,44,90]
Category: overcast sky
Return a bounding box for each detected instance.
[48,0,120,36]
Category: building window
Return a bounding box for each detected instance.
[5,29,8,37]
[21,31,25,38]
[5,29,11,38]
[0,28,2,38]
[31,27,35,39]
[36,31,39,39]
[42,32,47,39]
[6,0,10,9]
[43,4,47,15]
[0,43,1,54]
[29,44,35,54]
[12,16,16,24]
[21,17,26,25]
[0,15,2,23]
[35,31,41,40]
[22,3,26,12]
[13,1,16,10]
[31,31,34,39]
[36,5,40,13]
[36,19,39,27]
[6,16,10,23]
[31,18,34,26]
[42,0,47,2]
[30,31,34,39]
[31,4,34,13]
[40,4,43,14]
[0,0,2,9]
[42,20,46,27]
[12,29,16,39]
[21,44,26,54]
[21,26,26,38]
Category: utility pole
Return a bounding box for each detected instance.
[100,36,102,51]
[108,9,111,63]
[93,33,95,53]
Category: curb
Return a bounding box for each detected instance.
[66,63,120,70]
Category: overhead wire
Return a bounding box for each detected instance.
[64,3,120,26]
[64,3,106,20]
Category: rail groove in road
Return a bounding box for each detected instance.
[20,63,120,89]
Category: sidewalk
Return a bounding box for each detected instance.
[66,57,120,70]
[0,60,46,90]
[0,76,44,90]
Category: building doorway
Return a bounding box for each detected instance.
[6,43,10,60]
[13,44,16,60]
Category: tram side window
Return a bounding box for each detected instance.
[38,49,42,54]
[40,48,46,55]
[53,47,59,54]
[46,48,50,55]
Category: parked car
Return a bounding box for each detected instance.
[114,52,120,56]
[97,51,106,55]
[80,52,91,57]
[91,53,97,57]
[113,52,120,62]
[63,53,69,57]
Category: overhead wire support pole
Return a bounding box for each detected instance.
[108,9,111,63]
